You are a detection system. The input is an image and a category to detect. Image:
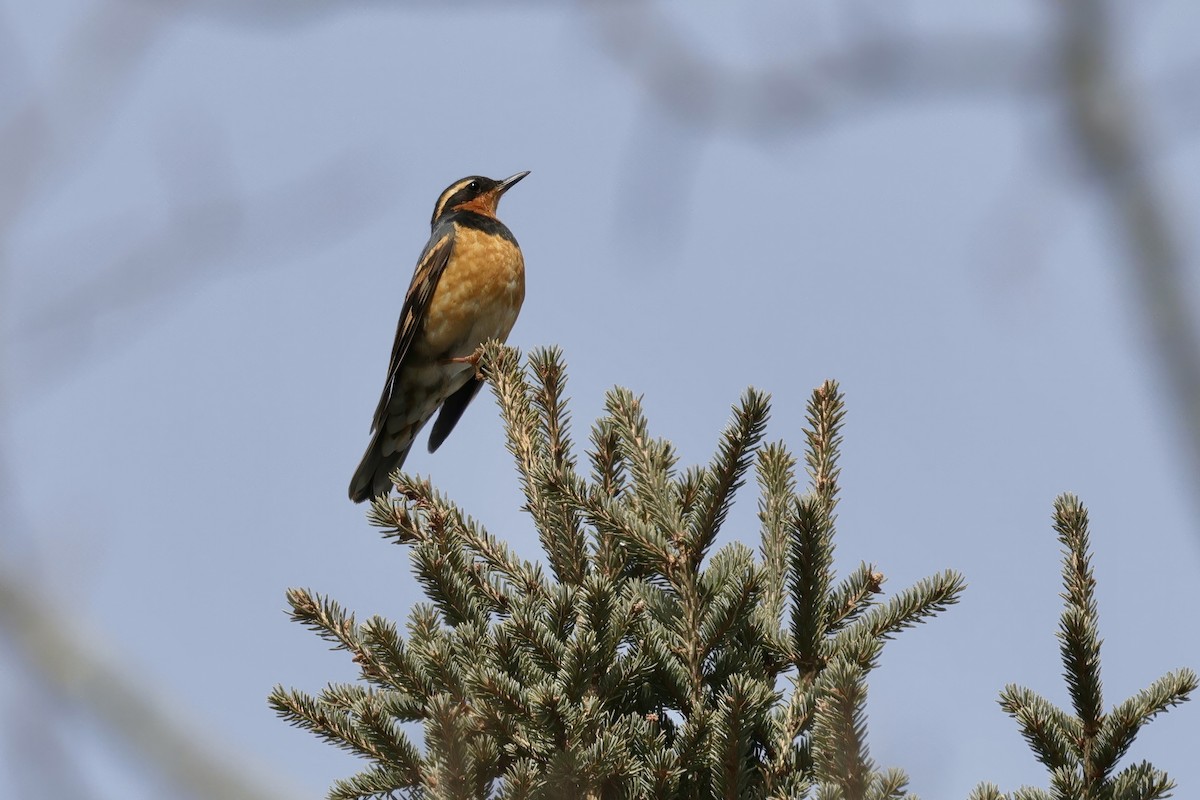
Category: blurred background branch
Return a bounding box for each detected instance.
[0,0,398,796]
[0,0,1196,797]
[13,143,399,397]
[587,6,1047,134]
[1053,1,1200,482]
[588,0,1200,489]
[0,574,293,800]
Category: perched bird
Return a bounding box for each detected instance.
[348,172,529,503]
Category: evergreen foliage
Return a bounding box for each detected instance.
[976,495,1197,800]
[272,345,1193,799]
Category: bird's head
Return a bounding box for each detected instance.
[430,171,529,226]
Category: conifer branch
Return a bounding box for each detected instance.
[588,416,626,499]
[688,388,771,564]
[790,493,834,676]
[360,615,434,698]
[1010,788,1053,800]
[812,658,875,800]
[1107,761,1175,800]
[528,347,589,583]
[967,783,1006,800]
[498,759,542,799]
[804,380,845,513]
[1094,668,1198,778]
[328,762,422,800]
[353,693,426,773]
[1048,765,1085,798]
[843,570,966,646]
[699,544,761,656]
[825,564,884,634]
[823,628,884,679]
[868,767,911,800]
[376,476,543,606]
[330,764,420,800]
[789,382,845,677]
[671,706,715,796]
[996,685,1078,772]
[674,465,708,543]
[1053,494,1104,737]
[269,686,422,771]
[528,347,575,476]
[409,537,495,628]
[423,693,485,799]
[756,441,798,632]
[482,341,589,585]
[275,349,1193,800]
[710,674,775,798]
[989,494,1194,798]
[551,472,675,575]
[588,415,630,578]
[605,386,684,535]
[769,682,816,790]
[286,588,362,653]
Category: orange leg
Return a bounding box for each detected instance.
[443,348,484,379]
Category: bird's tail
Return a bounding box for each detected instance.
[348,427,414,503]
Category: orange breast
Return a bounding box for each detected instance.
[421,225,525,359]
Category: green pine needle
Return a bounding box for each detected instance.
[1108,760,1176,800]
[967,783,1006,800]
[987,494,1194,798]
[329,763,418,800]
[273,349,1192,800]
[1094,668,1198,776]
[849,570,966,643]
[811,658,874,799]
[688,388,771,562]
[1053,494,1105,732]
[997,685,1079,771]
[756,441,798,632]
[789,493,835,676]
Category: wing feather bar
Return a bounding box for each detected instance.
[370,228,456,432]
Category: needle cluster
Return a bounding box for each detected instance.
[270,344,1191,800]
[972,496,1197,800]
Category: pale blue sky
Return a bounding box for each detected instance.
[3,2,1199,798]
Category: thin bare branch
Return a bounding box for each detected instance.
[1054,3,1200,498]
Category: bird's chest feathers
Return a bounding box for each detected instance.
[423,226,525,357]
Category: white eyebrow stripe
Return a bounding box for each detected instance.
[431,179,479,224]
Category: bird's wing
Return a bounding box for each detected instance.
[370,226,456,432]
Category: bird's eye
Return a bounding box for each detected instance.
[468,180,480,192]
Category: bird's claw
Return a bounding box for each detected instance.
[445,347,485,380]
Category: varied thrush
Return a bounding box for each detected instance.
[348,172,529,503]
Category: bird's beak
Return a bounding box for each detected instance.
[496,171,530,195]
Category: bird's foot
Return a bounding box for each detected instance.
[445,348,485,380]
